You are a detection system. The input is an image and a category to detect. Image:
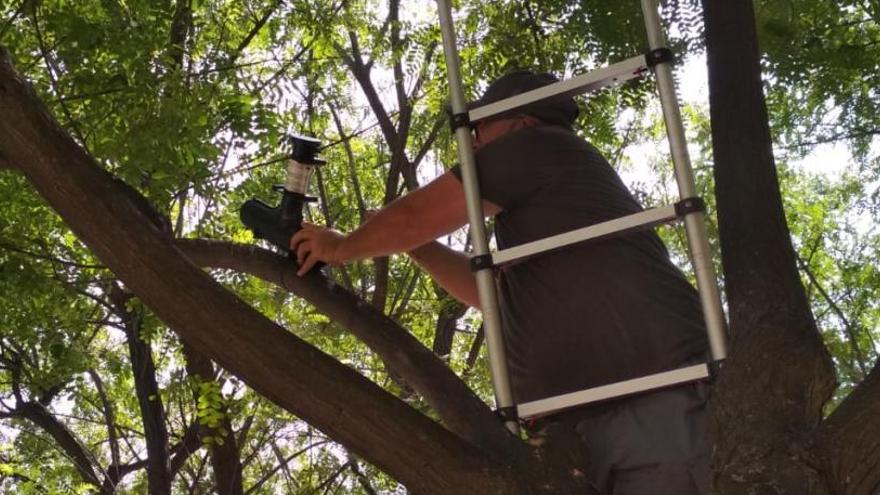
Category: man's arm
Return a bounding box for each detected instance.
[407,241,481,309]
[291,171,500,275]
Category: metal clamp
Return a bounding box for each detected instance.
[645,47,674,67]
[470,254,494,272]
[674,197,705,216]
[495,405,519,423]
[450,112,471,132]
[708,359,725,380]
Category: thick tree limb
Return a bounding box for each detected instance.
[702,0,837,492]
[0,46,533,494]
[176,238,525,459]
[816,360,880,495]
[0,151,14,169]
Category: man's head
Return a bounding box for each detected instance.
[470,70,579,128]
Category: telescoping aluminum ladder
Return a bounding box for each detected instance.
[436,0,729,433]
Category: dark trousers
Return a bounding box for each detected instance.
[574,382,709,494]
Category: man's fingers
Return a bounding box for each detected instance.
[297,252,318,276]
[290,223,320,249]
[290,230,306,250]
[296,241,310,266]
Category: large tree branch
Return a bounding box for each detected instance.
[0,151,14,169]
[175,239,524,458]
[815,360,880,495]
[0,46,533,494]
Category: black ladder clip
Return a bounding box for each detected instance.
[708,359,725,380]
[674,197,705,217]
[495,406,519,424]
[470,254,494,272]
[645,47,674,67]
[450,112,472,133]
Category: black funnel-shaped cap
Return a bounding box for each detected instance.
[289,134,323,165]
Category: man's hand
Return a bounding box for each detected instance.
[290,222,345,275]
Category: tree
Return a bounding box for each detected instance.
[702,1,879,493]
[1,0,878,493]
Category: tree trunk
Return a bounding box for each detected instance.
[701,1,837,492]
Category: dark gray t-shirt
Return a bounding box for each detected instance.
[452,124,707,404]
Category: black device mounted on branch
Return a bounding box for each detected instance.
[239,134,324,255]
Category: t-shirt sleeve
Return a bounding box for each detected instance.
[449,133,545,209]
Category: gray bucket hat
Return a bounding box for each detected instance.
[469,70,579,127]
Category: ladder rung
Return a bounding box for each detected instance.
[468,55,649,123]
[518,363,710,419]
[492,204,677,266]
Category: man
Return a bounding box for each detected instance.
[291,70,709,494]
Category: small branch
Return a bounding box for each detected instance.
[243,440,330,495]
[87,369,121,468]
[0,0,28,39]
[327,99,368,219]
[390,266,420,321]
[167,0,193,70]
[412,114,446,170]
[0,240,105,270]
[796,253,869,377]
[348,456,379,495]
[313,461,350,495]
[782,128,880,149]
[463,324,485,377]
[229,0,284,66]
[17,401,103,488]
[108,284,172,494]
[30,7,90,153]
[523,2,548,67]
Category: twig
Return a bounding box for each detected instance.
[796,253,869,377]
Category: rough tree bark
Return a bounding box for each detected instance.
[702,1,879,494]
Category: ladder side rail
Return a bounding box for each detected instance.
[469,55,649,122]
[493,204,678,266]
[641,0,729,361]
[435,0,518,434]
